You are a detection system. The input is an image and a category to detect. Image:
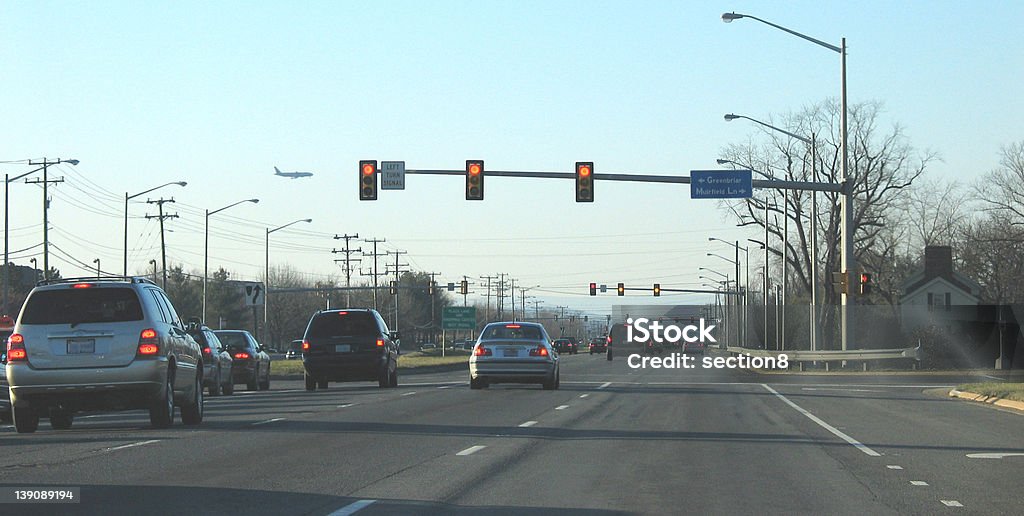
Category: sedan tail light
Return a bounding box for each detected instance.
[202,346,212,356]
[137,328,160,356]
[473,346,491,357]
[7,333,26,361]
[529,346,549,357]
[233,352,251,360]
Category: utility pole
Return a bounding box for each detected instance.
[386,250,409,330]
[144,198,178,289]
[461,275,472,307]
[479,274,497,324]
[25,159,66,280]
[362,237,386,310]
[427,271,441,342]
[530,299,542,320]
[496,274,506,319]
[332,233,361,306]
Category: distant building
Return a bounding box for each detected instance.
[900,246,981,332]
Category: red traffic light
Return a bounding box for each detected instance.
[575,162,594,202]
[589,282,597,296]
[359,160,378,200]
[466,160,484,200]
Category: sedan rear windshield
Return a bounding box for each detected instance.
[21,287,143,325]
[482,325,543,340]
[214,332,251,350]
[307,312,378,338]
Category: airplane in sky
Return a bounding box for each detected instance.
[274,166,313,179]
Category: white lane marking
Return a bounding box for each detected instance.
[105,439,160,452]
[555,405,570,410]
[401,391,417,396]
[438,385,454,389]
[518,421,538,427]
[328,499,377,516]
[762,384,881,457]
[979,375,1005,381]
[910,481,929,486]
[966,452,1024,459]
[579,394,590,398]
[802,387,882,393]
[456,445,486,456]
[887,465,904,470]
[252,418,285,426]
[598,382,612,389]
[337,404,355,408]
[940,500,964,507]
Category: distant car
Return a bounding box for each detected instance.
[589,337,608,354]
[469,321,559,390]
[419,343,437,352]
[187,325,234,396]
[683,340,706,354]
[214,330,271,391]
[300,308,399,391]
[286,339,303,360]
[5,277,204,433]
[552,338,577,354]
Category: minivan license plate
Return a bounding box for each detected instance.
[335,344,351,353]
[67,338,95,354]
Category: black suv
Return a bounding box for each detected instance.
[301,308,399,391]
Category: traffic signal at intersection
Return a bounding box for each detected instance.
[617,282,625,296]
[575,162,594,202]
[359,160,377,200]
[859,273,872,295]
[589,282,597,296]
[653,283,661,296]
[460,279,469,295]
[466,160,484,200]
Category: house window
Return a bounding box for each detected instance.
[927,293,934,311]
[945,292,951,311]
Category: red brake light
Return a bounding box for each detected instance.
[137,328,159,356]
[529,345,549,357]
[9,348,27,360]
[72,283,93,289]
[302,340,310,351]
[505,324,521,329]
[234,352,250,360]
[9,333,24,345]
[338,311,348,316]
[7,333,26,361]
[376,339,385,347]
[474,346,491,356]
[202,346,212,355]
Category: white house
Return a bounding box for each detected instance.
[900,246,981,332]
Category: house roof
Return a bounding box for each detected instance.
[900,275,980,304]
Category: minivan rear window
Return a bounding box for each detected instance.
[21,287,144,325]
[307,312,378,338]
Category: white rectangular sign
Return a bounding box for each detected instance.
[381,161,406,190]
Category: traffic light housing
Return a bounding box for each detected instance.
[466,160,484,200]
[428,281,436,296]
[832,271,848,294]
[589,282,597,296]
[575,162,594,202]
[460,279,468,295]
[653,283,661,297]
[359,160,377,200]
[389,281,397,295]
[859,273,872,295]
[617,282,624,296]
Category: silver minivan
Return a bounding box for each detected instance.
[5,277,204,433]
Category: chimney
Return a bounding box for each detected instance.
[924,246,953,279]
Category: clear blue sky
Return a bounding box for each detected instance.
[3,1,1021,318]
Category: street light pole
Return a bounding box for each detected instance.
[265,218,312,345]
[722,11,853,350]
[204,198,259,323]
[93,258,100,279]
[124,181,187,276]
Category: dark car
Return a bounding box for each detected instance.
[552,338,577,354]
[214,330,271,391]
[286,339,303,360]
[589,336,609,354]
[300,308,399,391]
[188,325,234,396]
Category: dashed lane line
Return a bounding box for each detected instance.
[456,445,486,456]
[328,499,377,515]
[518,421,538,427]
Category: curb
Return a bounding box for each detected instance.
[948,389,1024,413]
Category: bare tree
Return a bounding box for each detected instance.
[978,141,1024,224]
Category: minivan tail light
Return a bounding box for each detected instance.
[376,338,384,347]
[137,328,159,356]
[7,333,26,361]
[474,346,491,357]
[302,339,310,351]
[72,283,93,289]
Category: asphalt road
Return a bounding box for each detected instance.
[1,352,1022,515]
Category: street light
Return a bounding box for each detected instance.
[92,258,100,279]
[124,181,187,276]
[3,159,78,312]
[722,10,852,351]
[148,259,157,282]
[29,258,38,283]
[711,237,750,347]
[265,218,312,342]
[204,198,259,323]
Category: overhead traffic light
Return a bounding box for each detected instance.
[859,273,872,295]
[389,281,397,295]
[589,282,597,296]
[428,281,436,296]
[359,160,377,200]
[832,271,848,294]
[617,282,624,296]
[575,162,594,202]
[460,279,468,295]
[653,283,661,297]
[466,160,484,200]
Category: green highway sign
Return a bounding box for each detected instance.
[442,306,476,330]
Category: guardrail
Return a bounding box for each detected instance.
[725,344,921,371]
